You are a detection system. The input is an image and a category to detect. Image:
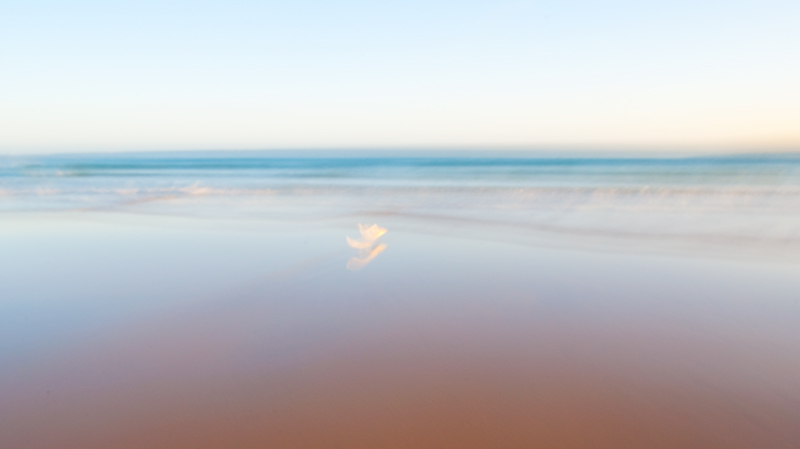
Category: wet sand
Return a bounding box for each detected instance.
[1,212,800,448]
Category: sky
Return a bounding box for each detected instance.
[1,0,799,154]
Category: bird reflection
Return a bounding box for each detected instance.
[346,223,387,270]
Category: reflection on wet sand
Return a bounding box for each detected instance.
[2,216,800,449]
[346,223,388,270]
[3,262,799,449]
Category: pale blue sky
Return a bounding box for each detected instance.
[1,1,799,153]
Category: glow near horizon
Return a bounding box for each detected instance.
[1,1,799,154]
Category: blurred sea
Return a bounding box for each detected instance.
[3,151,800,257]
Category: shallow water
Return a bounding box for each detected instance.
[2,153,800,448]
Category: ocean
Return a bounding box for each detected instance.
[3,151,800,257]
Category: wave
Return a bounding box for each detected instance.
[3,153,800,258]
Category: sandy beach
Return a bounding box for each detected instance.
[2,199,799,448]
